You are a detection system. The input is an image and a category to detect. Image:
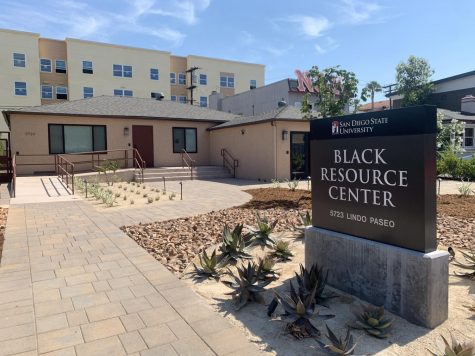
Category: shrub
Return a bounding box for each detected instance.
[155,195,160,201]
[147,197,153,204]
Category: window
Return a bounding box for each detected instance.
[56,60,67,73]
[250,79,257,90]
[113,89,133,97]
[178,73,186,85]
[14,82,27,96]
[56,86,68,100]
[170,72,176,85]
[173,128,197,153]
[150,68,159,80]
[49,124,106,154]
[220,75,234,88]
[113,64,132,78]
[82,61,93,74]
[465,128,474,147]
[41,85,53,99]
[13,53,25,67]
[199,74,207,85]
[171,95,177,102]
[179,96,186,104]
[83,87,93,98]
[199,96,207,107]
[40,58,52,72]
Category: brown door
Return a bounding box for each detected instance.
[132,125,154,167]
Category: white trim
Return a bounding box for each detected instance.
[41,84,53,100]
[12,52,26,68]
[170,72,177,85]
[55,59,67,73]
[14,81,27,96]
[40,58,52,73]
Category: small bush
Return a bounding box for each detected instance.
[155,195,160,201]
[115,192,121,198]
[143,193,148,198]
[458,182,473,196]
[130,199,134,204]
[169,192,176,200]
[123,195,127,200]
[147,197,153,204]
[123,186,127,191]
[142,185,146,189]
[136,191,140,195]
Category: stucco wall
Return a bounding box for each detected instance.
[0,29,41,108]
[10,113,216,174]
[209,120,310,181]
[65,39,171,101]
[39,38,69,105]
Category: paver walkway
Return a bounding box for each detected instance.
[0,179,267,356]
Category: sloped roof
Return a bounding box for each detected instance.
[438,108,475,122]
[3,96,237,123]
[210,105,310,130]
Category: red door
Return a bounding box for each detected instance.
[132,125,154,167]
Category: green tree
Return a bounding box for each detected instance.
[300,93,312,120]
[306,65,359,118]
[360,81,382,111]
[395,55,434,107]
[437,112,465,155]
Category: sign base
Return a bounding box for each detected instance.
[305,227,448,328]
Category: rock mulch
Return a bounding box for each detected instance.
[438,214,475,250]
[0,208,8,262]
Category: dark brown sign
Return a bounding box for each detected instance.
[310,106,437,252]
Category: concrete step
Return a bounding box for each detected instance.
[135,166,232,182]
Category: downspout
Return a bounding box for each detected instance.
[272,120,277,179]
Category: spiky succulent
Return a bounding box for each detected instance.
[190,249,227,281]
[248,212,277,248]
[453,250,475,280]
[219,224,252,262]
[257,256,279,281]
[299,210,312,226]
[317,325,358,355]
[270,240,293,261]
[349,304,392,339]
[222,261,271,310]
[429,333,475,356]
[273,280,334,339]
[296,263,338,307]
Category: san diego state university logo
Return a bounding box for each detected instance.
[331,121,339,135]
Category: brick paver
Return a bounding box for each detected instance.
[0,179,265,355]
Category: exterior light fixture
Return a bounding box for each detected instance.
[282,130,289,141]
[124,127,129,136]
[241,129,246,135]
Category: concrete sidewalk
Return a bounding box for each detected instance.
[0,179,266,356]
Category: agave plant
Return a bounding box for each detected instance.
[270,240,293,261]
[349,304,392,339]
[317,325,358,355]
[219,224,252,262]
[428,333,475,356]
[273,281,334,339]
[190,249,227,281]
[296,263,338,307]
[222,261,271,310]
[256,256,279,281]
[453,250,475,280]
[295,211,312,238]
[247,212,277,248]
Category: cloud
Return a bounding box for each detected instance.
[284,15,331,38]
[314,37,339,54]
[146,0,212,25]
[337,0,383,24]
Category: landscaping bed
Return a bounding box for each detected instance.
[0,208,8,262]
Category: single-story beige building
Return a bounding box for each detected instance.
[2,96,310,180]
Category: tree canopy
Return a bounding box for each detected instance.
[395,56,434,107]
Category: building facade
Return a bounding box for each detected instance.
[0,28,265,109]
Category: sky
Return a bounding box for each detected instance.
[0,0,473,101]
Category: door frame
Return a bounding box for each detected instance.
[289,131,310,179]
[132,125,154,168]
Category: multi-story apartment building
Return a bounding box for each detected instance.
[0,28,265,109]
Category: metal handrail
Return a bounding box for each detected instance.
[56,155,75,194]
[221,148,238,178]
[133,148,145,183]
[11,154,16,198]
[180,149,195,180]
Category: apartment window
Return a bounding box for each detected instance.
[199,74,207,85]
[41,85,53,99]
[82,61,93,74]
[83,87,94,98]
[173,127,197,153]
[199,96,207,108]
[49,124,106,154]
[465,128,474,147]
[113,89,133,97]
[14,82,27,96]
[150,68,159,80]
[220,75,234,88]
[170,73,176,85]
[40,59,52,73]
[179,96,186,104]
[56,60,67,73]
[56,86,68,100]
[178,73,186,85]
[250,79,257,90]
[171,95,177,102]
[113,64,132,78]
[13,53,25,67]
